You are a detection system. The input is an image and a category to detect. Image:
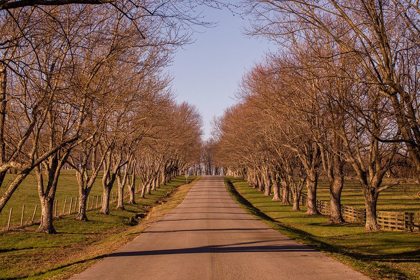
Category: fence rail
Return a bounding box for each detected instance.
[289,192,419,232]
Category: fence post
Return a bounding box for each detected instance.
[74,197,78,213]
[21,205,25,226]
[69,198,73,215]
[62,199,67,215]
[55,200,58,218]
[95,196,99,209]
[7,208,13,231]
[31,205,38,224]
[405,212,414,232]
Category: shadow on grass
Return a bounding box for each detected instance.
[0,247,45,253]
[307,222,363,228]
[1,254,107,280]
[224,177,415,280]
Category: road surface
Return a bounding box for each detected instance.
[72,176,370,280]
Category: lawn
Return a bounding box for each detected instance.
[0,170,187,229]
[313,178,420,212]
[0,170,107,228]
[225,177,420,280]
[0,175,199,279]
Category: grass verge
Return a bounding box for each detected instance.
[224,177,420,280]
[0,176,200,279]
[313,178,420,212]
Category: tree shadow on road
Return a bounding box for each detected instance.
[109,239,315,257]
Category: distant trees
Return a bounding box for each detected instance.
[213,0,419,231]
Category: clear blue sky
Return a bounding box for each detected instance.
[167,4,273,141]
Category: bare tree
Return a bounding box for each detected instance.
[243,0,420,181]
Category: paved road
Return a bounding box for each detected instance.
[72,176,370,280]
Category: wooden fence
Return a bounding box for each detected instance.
[295,193,419,232]
[1,188,136,232]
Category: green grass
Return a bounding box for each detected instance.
[313,178,420,212]
[225,177,420,280]
[0,170,107,228]
[0,175,199,279]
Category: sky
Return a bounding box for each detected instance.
[167,4,273,141]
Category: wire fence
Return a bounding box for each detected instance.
[1,186,140,232]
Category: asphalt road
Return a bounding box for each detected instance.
[72,175,370,280]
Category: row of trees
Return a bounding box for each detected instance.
[0,0,205,233]
[213,0,420,231]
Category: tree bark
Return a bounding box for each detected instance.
[128,173,136,204]
[162,170,168,185]
[328,175,345,224]
[146,181,152,195]
[116,182,125,210]
[363,187,380,231]
[0,62,7,186]
[36,151,69,233]
[140,182,147,198]
[306,168,320,215]
[156,176,161,189]
[151,176,157,191]
[100,185,112,214]
[272,179,281,201]
[38,197,56,234]
[291,191,301,211]
[280,179,290,205]
[76,192,89,221]
[257,174,263,192]
[263,172,271,197]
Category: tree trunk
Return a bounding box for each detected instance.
[291,191,301,211]
[328,176,345,224]
[272,180,281,201]
[37,197,56,234]
[363,187,380,231]
[263,172,271,197]
[140,182,147,198]
[249,171,256,188]
[257,174,264,192]
[281,180,290,205]
[156,176,161,189]
[36,153,68,234]
[0,62,7,185]
[151,177,157,191]
[306,169,320,215]
[128,174,136,204]
[76,191,89,221]
[146,181,152,195]
[162,170,168,185]
[100,185,112,214]
[128,186,136,204]
[116,182,125,210]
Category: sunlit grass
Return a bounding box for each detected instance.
[0,170,108,227]
[0,170,154,228]
[313,178,420,212]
